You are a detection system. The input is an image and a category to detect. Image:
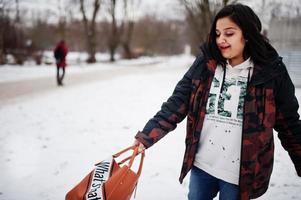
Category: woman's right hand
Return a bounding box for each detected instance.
[133,139,146,153]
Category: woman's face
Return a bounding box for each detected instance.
[215,16,246,66]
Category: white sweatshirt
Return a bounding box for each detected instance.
[193,58,254,185]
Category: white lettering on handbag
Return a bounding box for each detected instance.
[86,157,113,200]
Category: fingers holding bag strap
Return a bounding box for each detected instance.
[113,145,138,164]
[112,145,145,176]
[128,146,145,176]
[116,147,137,166]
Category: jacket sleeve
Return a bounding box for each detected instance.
[274,68,301,177]
[135,56,202,148]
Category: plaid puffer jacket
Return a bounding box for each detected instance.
[135,49,301,199]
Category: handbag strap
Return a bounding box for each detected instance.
[127,146,145,176]
[112,145,145,176]
[113,145,136,157]
[136,150,144,176]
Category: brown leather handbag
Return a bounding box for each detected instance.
[65,145,145,200]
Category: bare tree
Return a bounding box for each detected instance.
[120,0,141,59]
[79,0,101,63]
[14,0,24,63]
[132,15,185,55]
[0,0,29,65]
[0,0,10,64]
[15,0,20,23]
[223,0,232,6]
[179,0,237,55]
[105,0,141,61]
[107,0,119,62]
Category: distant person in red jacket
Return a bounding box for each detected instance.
[54,40,68,86]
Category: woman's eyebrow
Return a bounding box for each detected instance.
[223,27,237,31]
[216,27,237,31]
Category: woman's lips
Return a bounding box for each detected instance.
[219,45,230,52]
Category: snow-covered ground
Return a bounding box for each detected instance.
[0,52,167,83]
[0,55,300,200]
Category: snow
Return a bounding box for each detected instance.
[0,55,300,200]
[0,52,167,83]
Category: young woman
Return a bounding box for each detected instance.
[134,3,301,200]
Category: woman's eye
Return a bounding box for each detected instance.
[225,32,234,37]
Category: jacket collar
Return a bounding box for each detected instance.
[250,57,286,86]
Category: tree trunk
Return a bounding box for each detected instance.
[86,29,97,63]
[79,0,100,63]
[0,48,5,65]
[120,0,139,59]
[109,47,115,62]
[108,0,119,62]
[58,20,66,40]
[122,21,134,59]
[0,22,5,64]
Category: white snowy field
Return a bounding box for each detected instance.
[0,52,167,83]
[0,55,300,200]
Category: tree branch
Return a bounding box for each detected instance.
[91,0,100,26]
[79,0,88,35]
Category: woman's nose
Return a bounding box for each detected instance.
[218,36,226,43]
[217,36,226,44]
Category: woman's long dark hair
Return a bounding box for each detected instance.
[207,3,275,66]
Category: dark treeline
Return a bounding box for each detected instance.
[0,15,187,65]
[1,0,300,65]
[0,0,236,65]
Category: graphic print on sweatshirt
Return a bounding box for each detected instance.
[194,59,253,185]
[206,75,248,126]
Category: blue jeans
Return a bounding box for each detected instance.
[188,166,239,200]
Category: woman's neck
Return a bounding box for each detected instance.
[228,57,245,67]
